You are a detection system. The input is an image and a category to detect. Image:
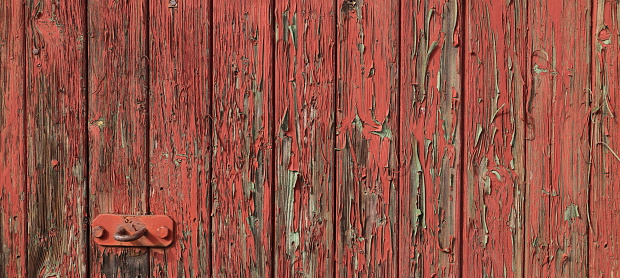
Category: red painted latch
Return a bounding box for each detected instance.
[92,214,174,247]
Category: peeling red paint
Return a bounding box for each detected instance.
[400,0,461,276]
[590,0,620,276]
[463,1,529,277]
[88,0,150,275]
[525,1,590,277]
[25,0,89,276]
[0,1,26,277]
[211,0,274,276]
[2,0,618,276]
[148,0,211,276]
[274,0,336,276]
[336,0,399,276]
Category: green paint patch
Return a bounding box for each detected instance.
[541,189,559,196]
[564,204,580,222]
[357,43,365,54]
[282,10,298,49]
[490,103,505,123]
[352,113,364,131]
[410,137,426,235]
[91,117,106,129]
[474,124,483,147]
[533,64,548,74]
[489,170,502,181]
[370,120,392,139]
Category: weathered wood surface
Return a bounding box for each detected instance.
[148,0,211,276]
[526,0,591,277]
[25,0,89,276]
[211,0,274,276]
[335,0,399,276]
[4,0,620,276]
[88,0,150,276]
[463,1,527,277]
[274,0,336,277]
[0,1,25,277]
[399,0,461,276]
[591,0,620,276]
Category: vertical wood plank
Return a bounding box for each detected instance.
[591,0,620,276]
[25,0,88,275]
[211,0,274,276]
[149,0,211,276]
[274,0,336,276]
[0,1,26,277]
[335,0,399,276]
[525,0,591,276]
[399,0,462,276]
[88,0,150,276]
[463,0,528,277]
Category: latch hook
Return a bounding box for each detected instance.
[113,226,148,242]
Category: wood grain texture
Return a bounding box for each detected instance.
[88,0,150,276]
[149,0,211,276]
[525,0,591,276]
[274,0,336,276]
[399,0,461,276]
[2,1,617,276]
[335,0,399,276]
[25,0,88,275]
[0,1,26,277]
[463,0,528,277]
[591,0,620,276]
[211,0,274,276]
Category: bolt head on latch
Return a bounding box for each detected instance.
[92,226,105,238]
[157,226,170,238]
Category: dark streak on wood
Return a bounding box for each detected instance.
[25,0,88,275]
[101,251,149,278]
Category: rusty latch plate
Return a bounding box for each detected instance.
[92,214,174,247]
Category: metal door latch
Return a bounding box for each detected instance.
[92,214,174,247]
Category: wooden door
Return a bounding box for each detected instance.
[1,0,618,277]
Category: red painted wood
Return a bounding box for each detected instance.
[3,1,619,276]
[211,0,274,276]
[25,0,88,275]
[335,0,399,276]
[525,1,591,277]
[88,0,150,276]
[399,0,461,276]
[148,0,211,276]
[463,1,528,277]
[0,1,26,276]
[274,0,336,276]
[591,0,620,276]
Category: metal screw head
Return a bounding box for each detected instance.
[157,226,170,239]
[92,226,105,238]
